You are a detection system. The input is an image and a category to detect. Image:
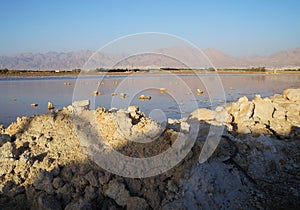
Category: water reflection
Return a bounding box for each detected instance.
[0,74,299,127]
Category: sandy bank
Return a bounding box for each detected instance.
[1,70,300,78]
[0,89,299,209]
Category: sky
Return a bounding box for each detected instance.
[0,0,300,56]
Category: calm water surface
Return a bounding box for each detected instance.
[1,74,299,127]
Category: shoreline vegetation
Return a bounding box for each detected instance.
[1,67,300,77]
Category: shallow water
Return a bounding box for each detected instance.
[1,73,300,127]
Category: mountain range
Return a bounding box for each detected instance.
[0,46,300,70]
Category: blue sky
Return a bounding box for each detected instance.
[0,0,299,56]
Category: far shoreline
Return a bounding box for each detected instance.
[1,69,300,78]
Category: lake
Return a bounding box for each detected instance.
[1,73,300,127]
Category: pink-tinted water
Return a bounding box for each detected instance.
[1,74,299,127]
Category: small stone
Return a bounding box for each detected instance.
[197,89,204,95]
[93,91,101,96]
[168,118,178,125]
[48,101,54,110]
[84,185,97,201]
[96,107,106,114]
[127,197,149,210]
[0,124,5,133]
[139,95,146,100]
[57,183,74,202]
[85,170,98,187]
[120,93,127,98]
[128,106,139,113]
[33,171,54,194]
[52,177,64,189]
[180,121,190,133]
[160,88,166,93]
[98,172,111,185]
[32,193,62,210]
[104,180,130,207]
[167,180,179,192]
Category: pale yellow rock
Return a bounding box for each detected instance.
[237,125,251,134]
[283,88,300,101]
[196,89,204,95]
[250,123,272,135]
[48,101,54,110]
[286,111,300,127]
[238,102,254,118]
[253,99,275,124]
[214,107,232,123]
[190,108,215,121]
[139,95,146,100]
[120,93,127,98]
[253,95,262,102]
[128,106,139,113]
[93,91,100,96]
[273,107,286,120]
[269,119,292,135]
[160,88,166,93]
[238,96,248,103]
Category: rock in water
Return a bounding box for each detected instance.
[160,88,166,93]
[48,102,54,110]
[92,91,100,96]
[120,93,127,98]
[196,89,204,95]
[139,95,146,100]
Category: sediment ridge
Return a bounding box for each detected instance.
[0,89,299,209]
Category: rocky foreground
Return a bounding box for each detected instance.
[0,89,300,209]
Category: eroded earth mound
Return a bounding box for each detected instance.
[0,89,299,209]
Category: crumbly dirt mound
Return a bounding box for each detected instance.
[93,106,177,158]
[0,89,300,209]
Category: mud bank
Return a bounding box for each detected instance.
[0,89,299,209]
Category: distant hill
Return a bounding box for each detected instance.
[1,47,300,70]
